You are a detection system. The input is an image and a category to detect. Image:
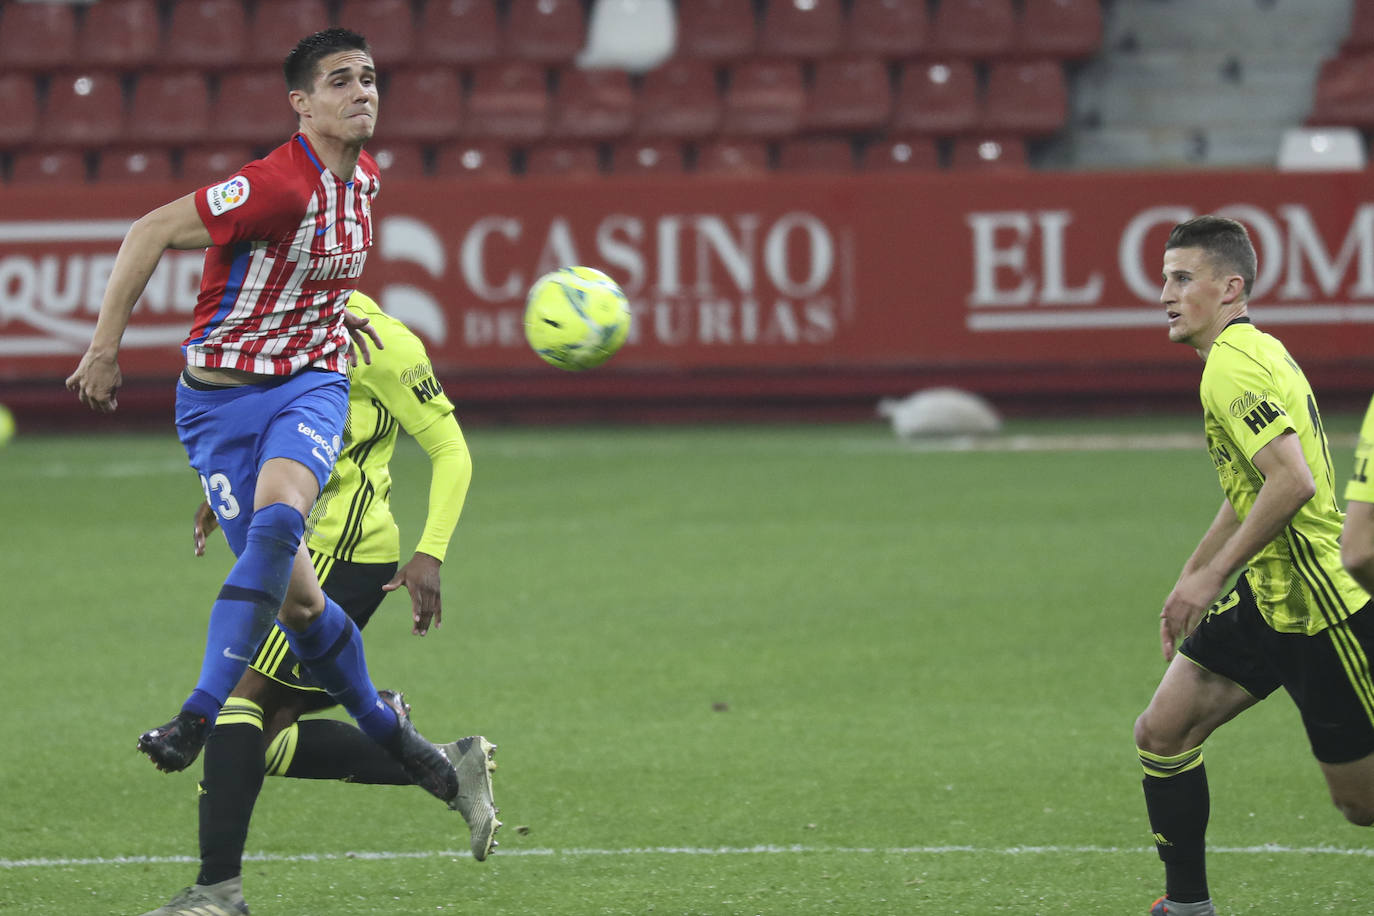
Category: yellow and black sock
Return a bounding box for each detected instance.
[268,718,410,785]
[197,698,267,887]
[1140,746,1210,904]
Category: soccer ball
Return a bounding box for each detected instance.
[523,266,631,371]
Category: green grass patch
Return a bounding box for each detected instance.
[0,417,1369,914]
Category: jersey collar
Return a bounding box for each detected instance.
[293,133,356,189]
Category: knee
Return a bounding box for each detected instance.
[1134,710,1170,755]
[277,595,322,631]
[1331,792,1374,827]
[248,502,306,549]
[263,705,303,744]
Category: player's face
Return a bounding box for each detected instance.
[298,50,377,145]
[1160,246,1234,348]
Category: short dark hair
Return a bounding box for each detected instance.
[283,28,371,92]
[1165,215,1257,299]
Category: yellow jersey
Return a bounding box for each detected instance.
[307,293,460,563]
[1200,319,1367,634]
[1347,394,1374,506]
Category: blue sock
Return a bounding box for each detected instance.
[280,598,398,743]
[182,503,305,721]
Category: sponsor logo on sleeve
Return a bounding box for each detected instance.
[206,176,250,216]
[1229,390,1286,435]
[401,361,444,403]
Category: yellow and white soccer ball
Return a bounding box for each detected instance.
[523,266,631,371]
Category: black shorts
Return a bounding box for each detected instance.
[1179,574,1374,764]
[247,553,398,694]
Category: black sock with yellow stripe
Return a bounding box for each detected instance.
[1140,746,1210,904]
[267,718,411,784]
[197,698,267,886]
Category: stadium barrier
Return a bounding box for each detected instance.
[3,170,1374,426]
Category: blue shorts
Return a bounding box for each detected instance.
[175,369,348,556]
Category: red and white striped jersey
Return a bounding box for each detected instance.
[185,133,380,376]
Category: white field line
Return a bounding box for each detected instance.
[4,843,1373,869]
[890,432,1202,452]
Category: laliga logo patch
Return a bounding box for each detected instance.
[207,176,251,216]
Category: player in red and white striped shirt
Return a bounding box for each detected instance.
[66,36,466,909]
[183,125,378,377]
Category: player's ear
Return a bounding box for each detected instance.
[289,88,310,119]
[1221,274,1245,305]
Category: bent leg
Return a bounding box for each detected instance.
[1135,654,1259,756]
[1135,655,1258,906]
[1321,753,1374,826]
[268,718,412,784]
[181,500,308,719]
[274,541,398,742]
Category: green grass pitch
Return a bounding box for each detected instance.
[1,416,1370,915]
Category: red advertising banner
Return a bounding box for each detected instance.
[2,169,1372,405]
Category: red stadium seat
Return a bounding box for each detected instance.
[720,60,805,138]
[212,71,299,144]
[1344,0,1374,52]
[891,59,978,135]
[758,0,844,59]
[695,137,770,175]
[778,136,855,172]
[635,57,722,139]
[1016,0,1102,60]
[610,139,686,175]
[38,72,127,147]
[162,0,248,69]
[76,0,162,70]
[846,0,928,58]
[1309,54,1374,129]
[505,0,586,65]
[677,0,757,61]
[180,144,257,185]
[0,74,40,148]
[417,0,501,66]
[9,149,87,185]
[247,0,333,67]
[950,134,1028,170]
[549,68,635,140]
[126,72,212,144]
[804,57,893,132]
[433,141,514,179]
[464,62,550,142]
[382,67,464,141]
[861,136,940,170]
[930,0,1015,59]
[0,0,77,70]
[96,147,176,183]
[366,141,429,179]
[524,142,602,178]
[337,0,417,64]
[981,60,1068,136]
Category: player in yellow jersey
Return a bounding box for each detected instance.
[1132,216,1374,916]
[1343,398,1374,593]
[138,293,499,916]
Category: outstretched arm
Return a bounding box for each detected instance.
[66,194,212,412]
[383,413,473,635]
[1159,431,1315,660]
